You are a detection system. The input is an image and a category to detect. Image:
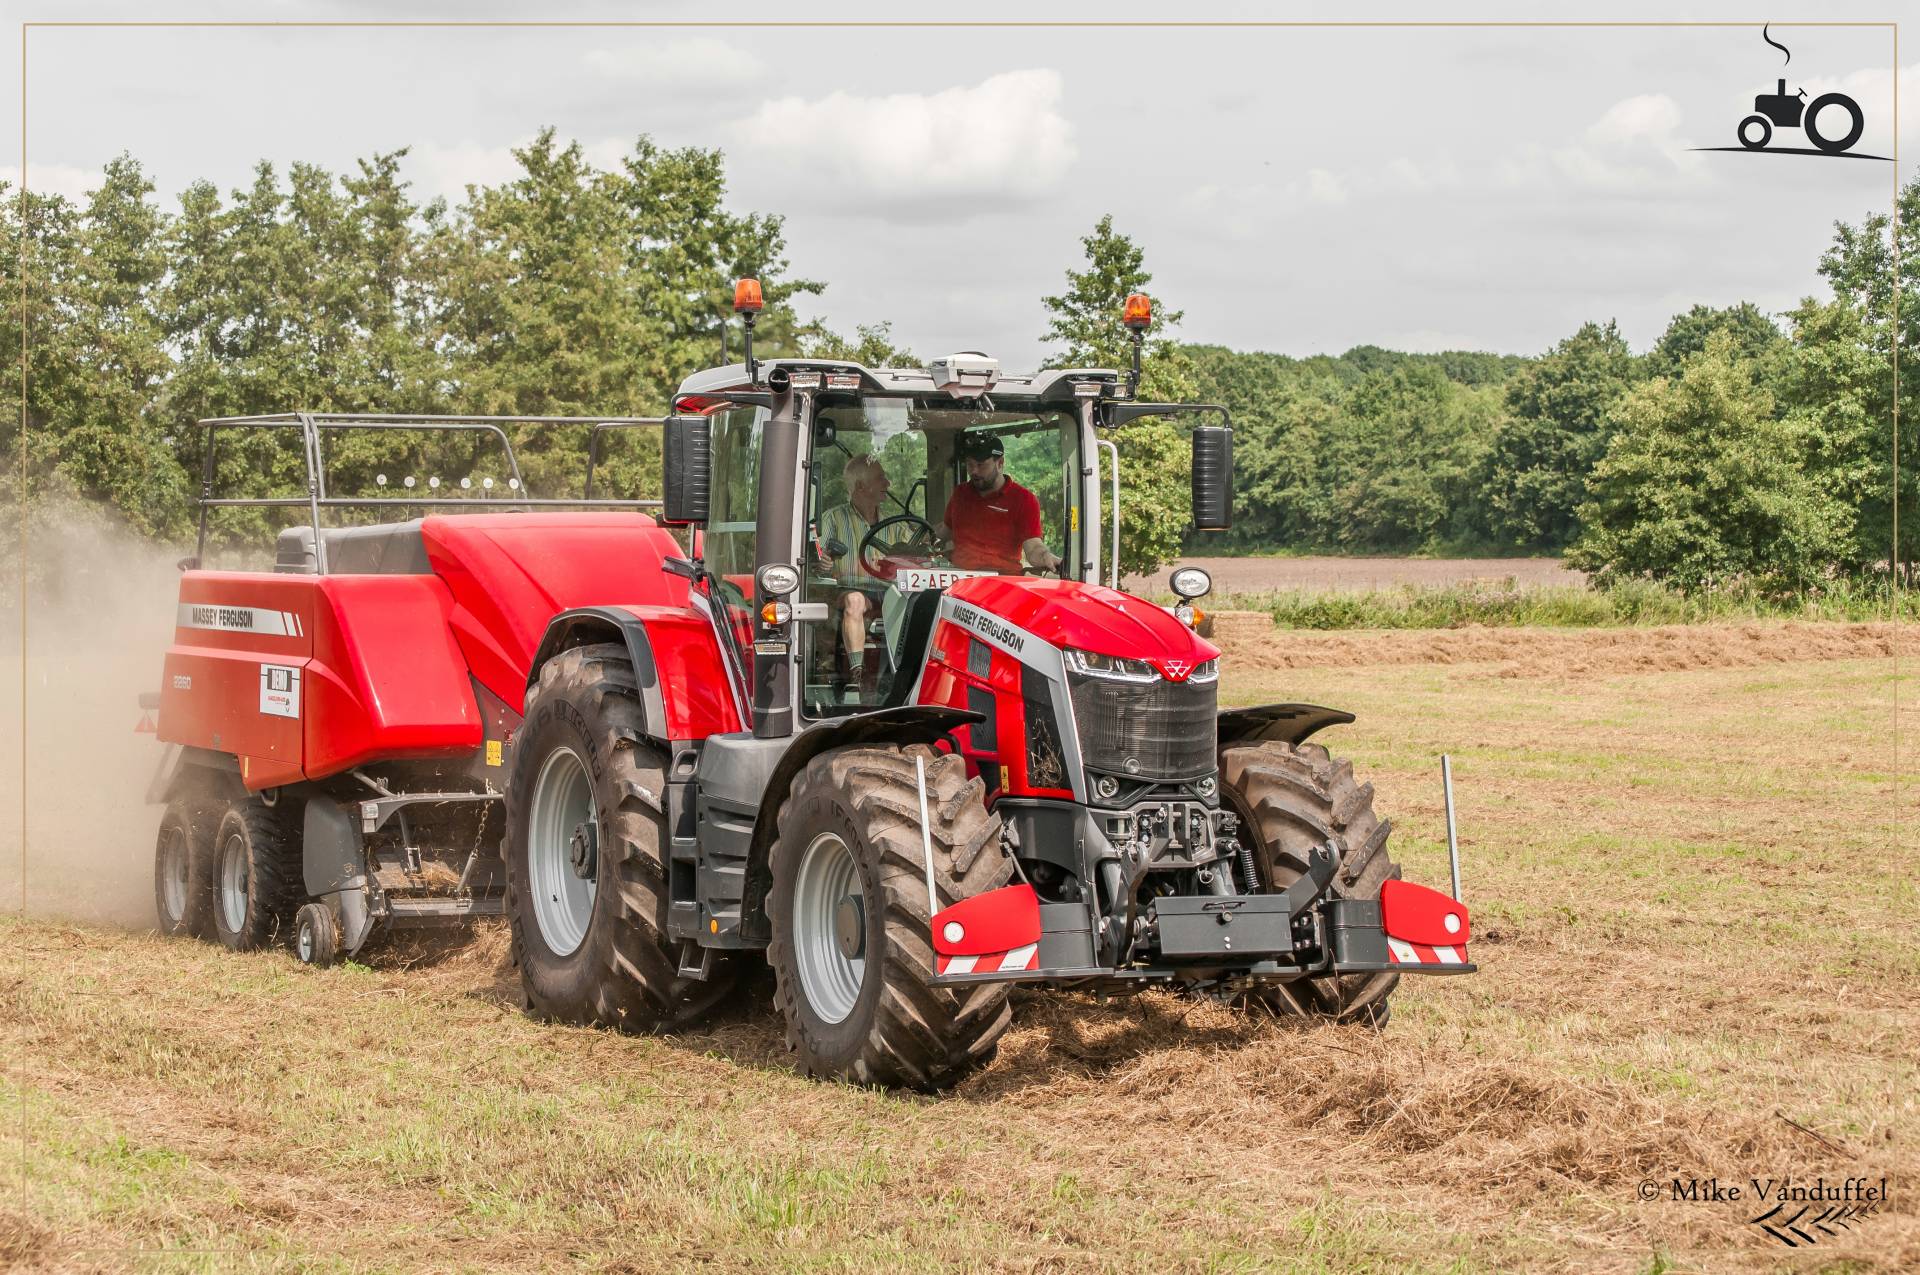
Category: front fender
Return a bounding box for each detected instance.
[527,605,745,745]
[735,704,985,943]
[1217,702,1355,749]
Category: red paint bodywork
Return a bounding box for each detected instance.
[420,515,691,714]
[1380,880,1470,947]
[614,604,746,739]
[158,513,735,789]
[931,884,1041,956]
[943,576,1219,678]
[914,576,1221,800]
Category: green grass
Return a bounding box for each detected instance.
[1192,576,1913,630]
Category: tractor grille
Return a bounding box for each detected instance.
[1068,671,1216,781]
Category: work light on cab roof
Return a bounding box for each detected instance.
[1122,292,1153,395]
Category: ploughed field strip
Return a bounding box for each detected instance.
[1208,616,1913,676]
[11,642,1915,1272]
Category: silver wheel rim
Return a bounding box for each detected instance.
[159,827,188,922]
[218,832,248,934]
[529,745,596,957]
[297,915,314,962]
[793,830,865,1025]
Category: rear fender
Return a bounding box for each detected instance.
[526,605,744,746]
[148,745,249,807]
[1217,702,1355,749]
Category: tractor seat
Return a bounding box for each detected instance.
[274,520,431,575]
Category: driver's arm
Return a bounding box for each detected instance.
[1022,536,1062,572]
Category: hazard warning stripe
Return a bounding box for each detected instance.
[936,944,1040,976]
[1386,937,1468,965]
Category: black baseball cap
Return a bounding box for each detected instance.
[956,432,1004,460]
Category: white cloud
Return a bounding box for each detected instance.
[407,136,634,204]
[1498,92,1706,193]
[1384,156,1462,192]
[0,163,103,202]
[1305,168,1348,205]
[410,141,529,202]
[584,38,764,89]
[1585,93,1684,146]
[730,69,1075,216]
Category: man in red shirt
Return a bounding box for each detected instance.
[939,432,1062,575]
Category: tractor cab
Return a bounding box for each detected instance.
[684,373,1098,718]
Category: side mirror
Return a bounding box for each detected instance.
[663,415,711,525]
[1191,424,1232,531]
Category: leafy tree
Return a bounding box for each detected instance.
[1,183,83,506]
[55,157,182,535]
[1040,215,1199,578]
[1780,298,1885,570]
[1646,301,1786,378]
[1476,320,1639,551]
[803,321,916,367]
[1319,365,1501,552]
[1784,175,1919,570]
[428,130,820,503]
[1568,335,1852,594]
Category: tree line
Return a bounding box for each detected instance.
[3,134,1912,594]
[1184,180,1915,594]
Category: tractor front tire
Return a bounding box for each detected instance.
[154,798,215,939]
[210,798,304,952]
[1220,740,1401,1025]
[768,745,1013,1090]
[505,643,736,1031]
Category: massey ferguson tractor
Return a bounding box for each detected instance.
[146,284,1473,1089]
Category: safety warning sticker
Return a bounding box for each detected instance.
[260,664,301,718]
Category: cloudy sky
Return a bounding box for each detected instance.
[6,2,1911,371]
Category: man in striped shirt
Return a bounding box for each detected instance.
[819,453,891,682]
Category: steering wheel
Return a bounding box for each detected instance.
[859,514,940,582]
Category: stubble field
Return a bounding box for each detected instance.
[5,619,1917,1273]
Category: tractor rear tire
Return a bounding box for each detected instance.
[154,799,215,939]
[210,797,304,952]
[1220,740,1401,1025]
[504,643,736,1031]
[768,745,1013,1090]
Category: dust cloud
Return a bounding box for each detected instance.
[1,502,185,929]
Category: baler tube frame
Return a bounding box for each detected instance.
[190,412,671,569]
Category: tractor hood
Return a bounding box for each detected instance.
[944,576,1220,680]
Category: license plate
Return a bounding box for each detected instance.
[897,566,990,592]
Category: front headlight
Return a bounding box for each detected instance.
[1169,567,1212,600]
[1188,658,1219,683]
[1063,648,1161,682]
[757,563,801,596]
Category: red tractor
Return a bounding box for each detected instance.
[148,287,1472,1088]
